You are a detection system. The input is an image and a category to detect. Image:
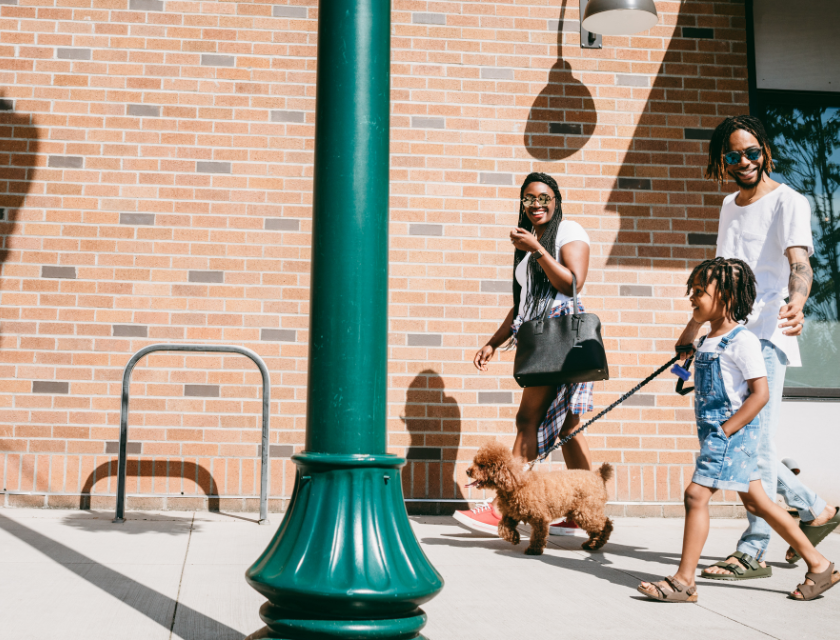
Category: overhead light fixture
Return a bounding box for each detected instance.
[581,0,659,36]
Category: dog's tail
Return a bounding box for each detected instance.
[597,463,614,484]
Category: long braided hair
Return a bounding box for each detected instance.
[706,115,775,184]
[686,257,757,323]
[512,172,564,320]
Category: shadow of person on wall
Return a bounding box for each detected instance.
[401,369,467,515]
[0,95,40,338]
[523,0,597,161]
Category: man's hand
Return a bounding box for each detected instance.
[782,246,812,337]
[675,319,701,355]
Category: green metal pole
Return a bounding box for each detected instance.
[245,2,443,638]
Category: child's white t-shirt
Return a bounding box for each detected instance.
[514,219,590,320]
[695,328,767,412]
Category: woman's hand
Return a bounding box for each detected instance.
[510,228,541,253]
[474,345,495,371]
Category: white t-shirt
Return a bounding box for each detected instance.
[515,219,590,320]
[695,328,767,412]
[716,183,814,367]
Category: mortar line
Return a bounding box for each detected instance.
[168,511,195,639]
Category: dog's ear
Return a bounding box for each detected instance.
[493,460,520,494]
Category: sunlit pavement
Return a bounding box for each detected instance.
[0,508,837,639]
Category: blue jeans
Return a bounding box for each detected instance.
[735,339,828,561]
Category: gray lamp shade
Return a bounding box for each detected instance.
[581,0,659,36]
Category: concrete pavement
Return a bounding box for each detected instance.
[0,508,837,640]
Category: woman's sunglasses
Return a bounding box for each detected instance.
[723,147,762,166]
[521,194,554,206]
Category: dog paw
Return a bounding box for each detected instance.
[525,546,544,556]
[500,530,520,545]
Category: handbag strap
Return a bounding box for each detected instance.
[539,274,579,322]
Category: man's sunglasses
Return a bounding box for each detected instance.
[723,147,762,166]
[521,194,554,206]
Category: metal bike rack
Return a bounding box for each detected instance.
[113,344,272,525]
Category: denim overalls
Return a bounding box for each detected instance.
[691,326,761,493]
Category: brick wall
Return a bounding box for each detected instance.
[0,0,749,516]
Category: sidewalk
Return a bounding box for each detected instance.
[0,508,837,640]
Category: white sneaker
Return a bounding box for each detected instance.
[549,519,588,537]
[453,504,501,536]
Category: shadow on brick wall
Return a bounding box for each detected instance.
[0,94,39,289]
[80,459,222,513]
[523,0,597,161]
[604,0,731,265]
[401,369,468,515]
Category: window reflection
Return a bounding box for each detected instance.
[762,106,840,391]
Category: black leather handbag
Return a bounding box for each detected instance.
[513,275,609,388]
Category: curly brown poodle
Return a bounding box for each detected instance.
[465,441,614,555]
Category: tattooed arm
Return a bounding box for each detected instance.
[779,246,813,337]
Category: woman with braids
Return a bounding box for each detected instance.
[676,115,839,581]
[639,257,839,602]
[454,172,595,538]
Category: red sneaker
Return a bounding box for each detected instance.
[549,519,588,537]
[453,504,501,535]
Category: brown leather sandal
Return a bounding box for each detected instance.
[637,576,698,602]
[789,562,840,601]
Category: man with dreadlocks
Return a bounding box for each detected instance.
[676,115,839,581]
[454,172,596,539]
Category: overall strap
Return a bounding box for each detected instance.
[717,325,746,351]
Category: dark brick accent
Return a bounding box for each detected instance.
[617,177,652,190]
[196,161,231,174]
[200,54,235,67]
[272,5,307,18]
[479,172,513,186]
[105,441,143,454]
[684,128,713,140]
[409,223,443,236]
[481,68,514,80]
[622,394,655,407]
[130,0,164,10]
[127,104,160,117]
[407,334,442,347]
[0,208,5,220]
[264,218,299,231]
[260,329,296,342]
[406,447,442,461]
[620,285,652,297]
[188,270,224,283]
[548,19,579,33]
[615,74,648,87]
[32,381,69,394]
[688,233,717,246]
[411,116,445,129]
[0,98,13,110]
[184,385,220,398]
[120,213,155,225]
[258,444,295,458]
[48,156,83,169]
[412,12,446,25]
[57,48,91,60]
[481,280,511,294]
[682,27,714,39]
[0,0,18,5]
[270,110,305,123]
[41,266,76,279]
[478,391,513,404]
[112,325,148,337]
[549,122,583,135]
[551,450,565,462]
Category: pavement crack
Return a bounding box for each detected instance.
[168,511,195,639]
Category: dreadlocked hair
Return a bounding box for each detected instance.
[705,115,775,184]
[686,257,757,324]
[512,172,564,321]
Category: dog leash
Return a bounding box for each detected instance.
[528,346,695,468]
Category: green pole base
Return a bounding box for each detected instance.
[245,453,443,640]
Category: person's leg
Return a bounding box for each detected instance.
[639,482,713,596]
[513,385,556,462]
[739,479,834,597]
[559,412,592,471]
[705,339,781,575]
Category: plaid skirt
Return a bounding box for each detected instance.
[511,300,595,457]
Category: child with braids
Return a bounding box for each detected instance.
[638,257,839,602]
[455,172,595,538]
